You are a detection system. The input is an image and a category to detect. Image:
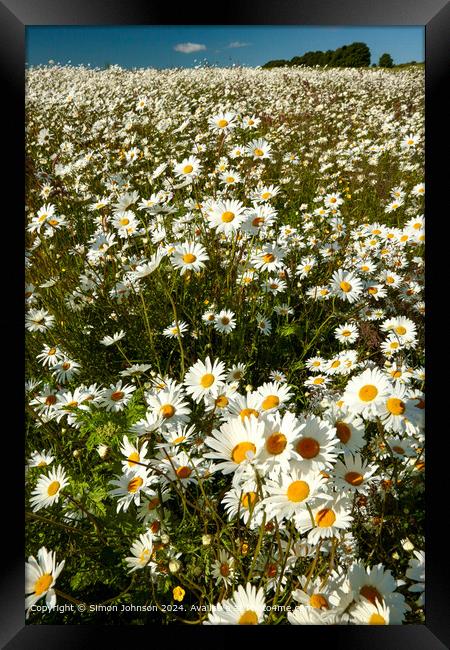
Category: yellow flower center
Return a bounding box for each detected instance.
[313,377,324,385]
[215,395,229,408]
[241,491,258,509]
[160,404,176,418]
[296,437,320,459]
[254,148,264,156]
[176,466,191,479]
[386,398,405,415]
[231,441,256,464]
[369,613,386,625]
[261,395,279,410]
[221,211,235,223]
[266,432,287,455]
[220,562,230,577]
[47,481,60,496]
[368,287,378,294]
[391,370,402,378]
[315,508,336,527]
[331,360,341,368]
[226,176,234,183]
[287,480,310,502]
[128,451,140,466]
[173,436,186,444]
[345,471,364,486]
[342,330,351,337]
[261,192,271,199]
[386,276,394,284]
[127,476,144,493]
[392,445,405,455]
[360,585,383,605]
[240,408,259,420]
[48,219,59,226]
[34,573,53,595]
[139,549,150,563]
[183,165,193,174]
[217,119,228,128]
[200,373,215,388]
[358,384,378,402]
[309,594,329,609]
[340,281,352,293]
[239,610,258,625]
[262,253,275,264]
[336,421,351,443]
[182,253,196,264]
[120,218,130,226]
[395,326,407,335]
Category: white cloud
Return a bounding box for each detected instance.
[174,42,207,54]
[227,41,250,49]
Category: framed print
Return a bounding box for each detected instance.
[2,0,449,646]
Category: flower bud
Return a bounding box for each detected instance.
[169,559,181,573]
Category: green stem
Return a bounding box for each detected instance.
[303,539,323,591]
[165,286,186,379]
[246,513,267,582]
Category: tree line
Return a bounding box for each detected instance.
[262,42,400,69]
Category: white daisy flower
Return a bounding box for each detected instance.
[25,547,65,618]
[330,269,363,303]
[184,356,226,404]
[204,415,265,476]
[332,453,379,494]
[125,530,157,573]
[296,495,354,545]
[342,367,392,419]
[171,241,209,275]
[99,380,136,412]
[204,583,266,625]
[30,465,69,512]
[108,467,155,512]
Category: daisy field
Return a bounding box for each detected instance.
[25,58,425,625]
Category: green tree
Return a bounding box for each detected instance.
[344,42,371,67]
[270,42,371,69]
[262,59,289,69]
[379,53,394,68]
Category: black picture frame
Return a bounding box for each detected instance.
[3,0,448,647]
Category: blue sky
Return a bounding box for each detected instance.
[26,26,424,69]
